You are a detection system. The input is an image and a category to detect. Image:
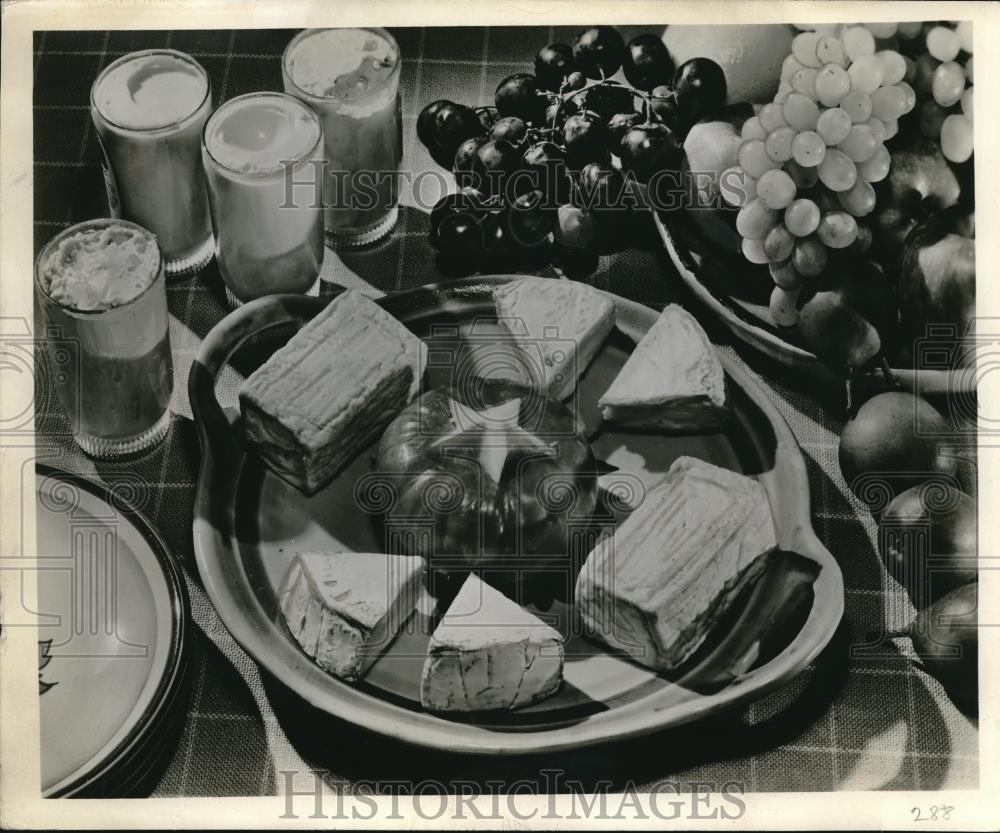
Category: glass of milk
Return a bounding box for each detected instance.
[202,92,325,307]
[282,28,403,249]
[90,49,214,277]
[34,219,173,458]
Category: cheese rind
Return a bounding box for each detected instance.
[576,456,776,672]
[599,304,728,431]
[494,278,615,400]
[240,290,427,494]
[280,551,425,681]
[420,575,564,711]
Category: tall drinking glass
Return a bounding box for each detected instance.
[202,92,325,307]
[35,219,173,458]
[90,49,214,277]
[282,28,403,249]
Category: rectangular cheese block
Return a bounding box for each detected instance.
[280,551,425,681]
[575,456,776,672]
[494,277,615,400]
[599,304,729,432]
[421,575,564,712]
[240,290,427,494]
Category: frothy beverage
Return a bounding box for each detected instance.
[40,224,161,311]
[202,92,324,305]
[91,50,214,276]
[283,28,403,248]
[36,220,174,457]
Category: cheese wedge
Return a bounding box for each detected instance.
[599,304,728,431]
[240,290,427,494]
[576,456,776,673]
[280,551,425,682]
[494,278,615,400]
[421,575,564,711]
[448,396,522,484]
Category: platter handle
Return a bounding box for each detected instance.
[187,292,336,446]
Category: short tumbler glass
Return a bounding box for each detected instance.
[281,28,403,249]
[35,219,174,458]
[90,49,215,277]
[201,91,325,307]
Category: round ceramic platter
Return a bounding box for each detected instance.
[190,277,844,755]
[653,208,976,396]
[35,465,189,797]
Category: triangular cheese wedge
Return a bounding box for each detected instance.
[420,575,564,711]
[443,396,551,484]
[449,397,521,483]
[599,304,728,431]
[494,278,615,400]
[280,551,424,681]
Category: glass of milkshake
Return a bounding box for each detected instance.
[202,92,325,307]
[282,28,403,249]
[35,219,173,458]
[90,49,214,277]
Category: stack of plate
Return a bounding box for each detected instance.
[35,465,191,797]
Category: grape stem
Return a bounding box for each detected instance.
[545,75,669,129]
[879,355,898,389]
[635,89,669,125]
[844,357,900,413]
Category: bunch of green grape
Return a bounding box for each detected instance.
[915,22,973,163]
[724,26,917,327]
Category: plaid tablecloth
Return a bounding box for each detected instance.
[31,25,977,796]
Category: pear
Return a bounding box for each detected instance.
[797,287,881,374]
[878,484,977,607]
[680,105,753,258]
[839,391,957,509]
[898,204,975,366]
[798,259,899,374]
[836,259,899,353]
[682,102,753,204]
[870,134,961,264]
[911,582,978,714]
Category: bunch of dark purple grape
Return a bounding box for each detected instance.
[417,26,727,273]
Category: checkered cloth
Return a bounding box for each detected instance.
[32,26,977,796]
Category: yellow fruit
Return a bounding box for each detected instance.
[683,118,743,204]
[662,24,797,104]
